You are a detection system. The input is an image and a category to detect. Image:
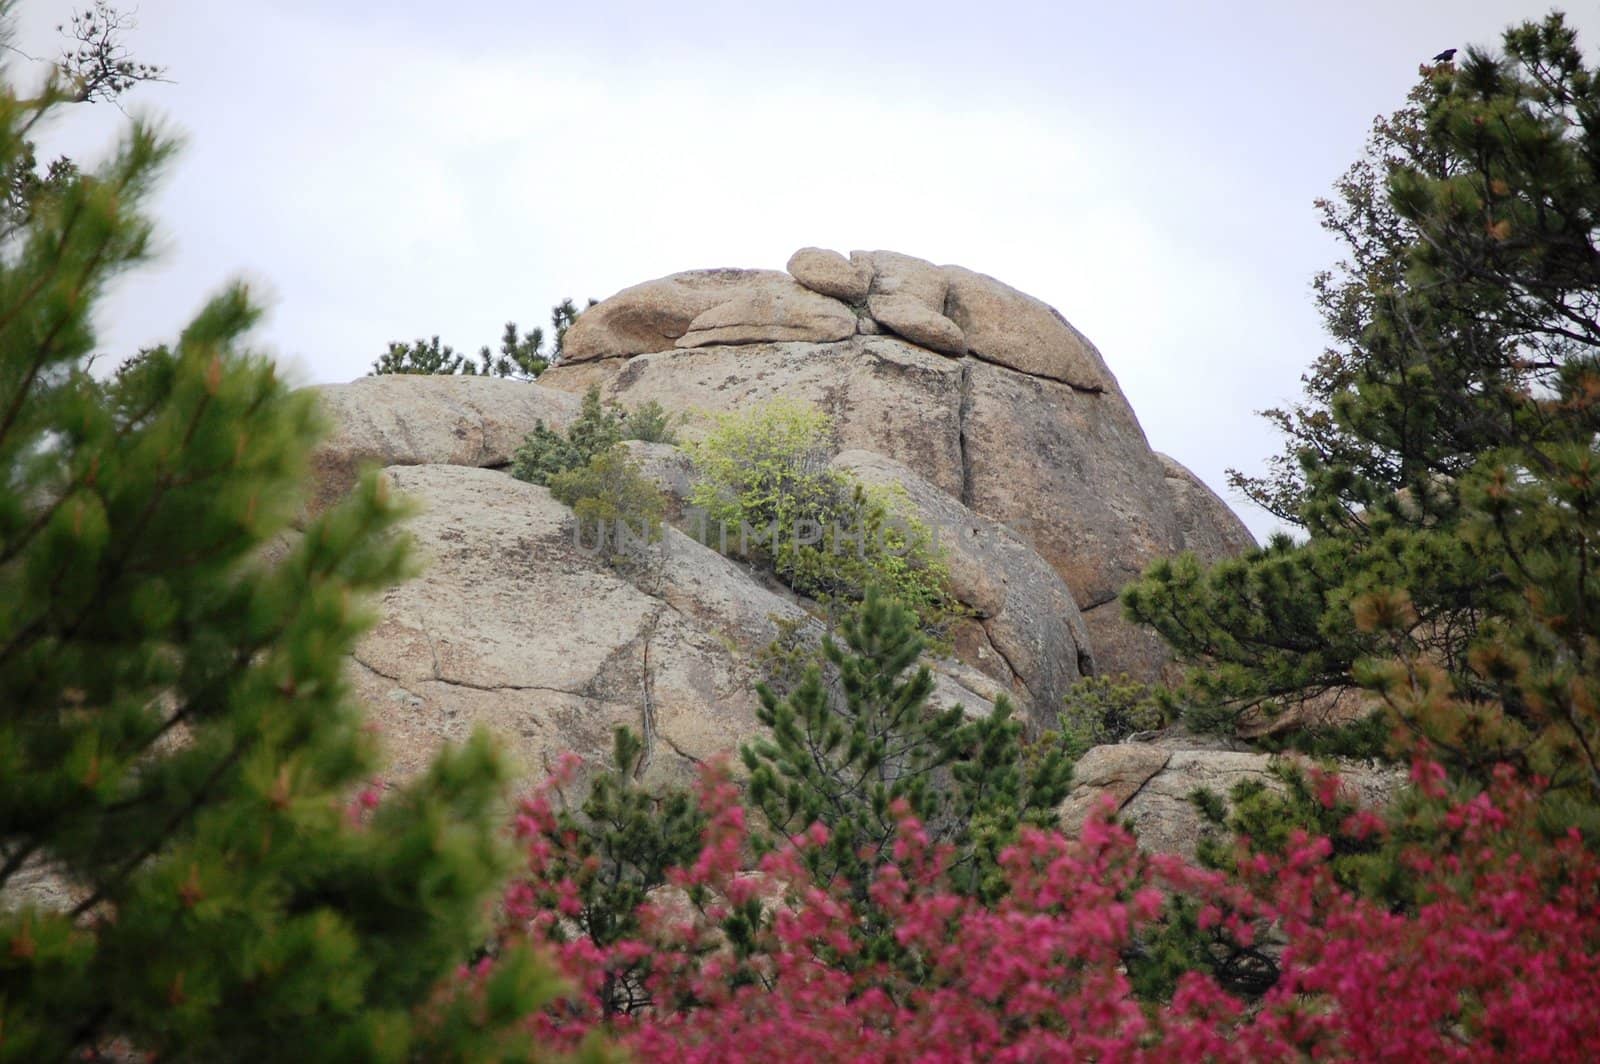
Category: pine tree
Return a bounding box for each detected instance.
[370,300,595,379]
[1123,13,1600,810]
[741,588,1071,908]
[0,61,578,1063]
[501,728,706,1019]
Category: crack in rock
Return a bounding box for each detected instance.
[957,358,975,508]
[352,652,578,697]
[1114,753,1172,815]
[960,346,1105,394]
[636,607,663,779]
[978,617,1036,706]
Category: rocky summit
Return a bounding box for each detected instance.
[303,248,1258,795]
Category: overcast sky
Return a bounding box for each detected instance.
[6,1,1590,542]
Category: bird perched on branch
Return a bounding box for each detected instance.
[1432,48,1458,62]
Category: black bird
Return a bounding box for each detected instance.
[1432,48,1458,62]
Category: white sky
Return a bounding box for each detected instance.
[5,0,1587,542]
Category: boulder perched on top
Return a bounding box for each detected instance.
[546,247,1255,679]
[301,247,1259,787]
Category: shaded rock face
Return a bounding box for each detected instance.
[1058,742,1404,860]
[547,247,1256,678]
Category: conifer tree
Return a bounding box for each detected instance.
[0,57,575,1063]
[370,300,594,378]
[1123,13,1600,810]
[742,588,1072,908]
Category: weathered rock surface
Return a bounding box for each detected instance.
[959,359,1177,609]
[562,269,789,362]
[866,293,966,356]
[549,337,970,499]
[349,462,1008,788]
[857,249,947,311]
[1059,742,1403,859]
[1157,454,1259,561]
[787,246,871,303]
[829,449,1091,715]
[540,249,1257,680]
[677,277,856,348]
[355,464,786,786]
[621,440,697,520]
[943,265,1113,391]
[305,375,581,517]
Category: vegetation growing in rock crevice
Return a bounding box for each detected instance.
[687,400,958,635]
[510,386,672,562]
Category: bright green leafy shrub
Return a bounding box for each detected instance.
[687,401,957,633]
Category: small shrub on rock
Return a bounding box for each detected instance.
[687,400,957,632]
[620,400,680,444]
[512,386,623,486]
[513,388,682,487]
[549,446,666,558]
[1054,673,1168,761]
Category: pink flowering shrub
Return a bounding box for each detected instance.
[464,757,1600,1062]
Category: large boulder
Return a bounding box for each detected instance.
[541,248,1256,680]
[943,265,1113,390]
[866,293,966,356]
[676,276,856,348]
[1058,740,1404,860]
[1157,454,1259,561]
[304,374,580,516]
[786,246,871,303]
[855,249,948,311]
[561,268,790,362]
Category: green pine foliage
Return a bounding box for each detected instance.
[0,66,573,1062]
[526,729,706,1019]
[741,589,1072,908]
[510,386,620,486]
[1122,15,1600,812]
[549,448,666,560]
[687,401,958,635]
[618,399,679,445]
[370,300,593,379]
[511,386,672,488]
[1046,673,1168,763]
